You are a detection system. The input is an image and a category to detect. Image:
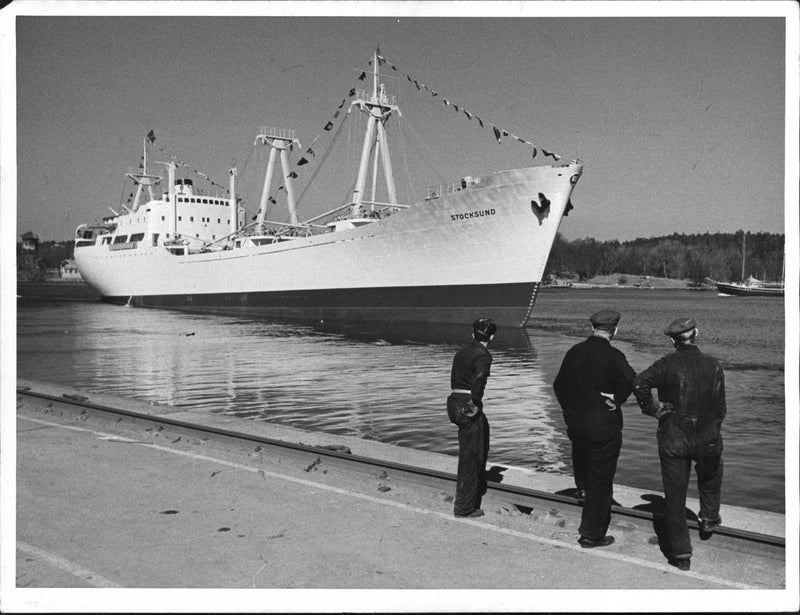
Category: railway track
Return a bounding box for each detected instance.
[17,387,784,559]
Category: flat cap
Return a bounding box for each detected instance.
[664,317,696,337]
[472,317,497,340]
[589,309,621,327]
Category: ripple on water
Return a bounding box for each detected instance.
[16,292,788,514]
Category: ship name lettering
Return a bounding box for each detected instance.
[450,208,496,222]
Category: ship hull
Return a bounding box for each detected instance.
[76,164,581,327]
[103,281,538,327]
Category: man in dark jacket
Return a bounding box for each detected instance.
[553,309,635,548]
[447,317,497,518]
[633,318,726,571]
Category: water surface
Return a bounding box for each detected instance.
[16,288,787,513]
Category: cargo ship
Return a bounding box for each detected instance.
[74,50,583,327]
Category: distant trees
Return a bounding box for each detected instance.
[16,240,74,280]
[545,231,785,283]
[28,241,74,268]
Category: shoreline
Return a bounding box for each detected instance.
[545,273,712,291]
[16,279,101,302]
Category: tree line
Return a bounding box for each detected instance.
[16,240,75,280]
[545,231,785,283]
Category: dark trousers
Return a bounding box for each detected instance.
[568,428,622,540]
[657,416,723,558]
[447,394,490,516]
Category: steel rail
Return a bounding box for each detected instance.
[17,387,784,554]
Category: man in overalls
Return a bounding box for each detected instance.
[633,318,726,571]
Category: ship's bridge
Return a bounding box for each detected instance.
[174,178,195,196]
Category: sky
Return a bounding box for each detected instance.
[2,1,795,245]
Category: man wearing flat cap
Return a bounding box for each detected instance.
[553,309,635,548]
[447,317,497,518]
[633,318,726,571]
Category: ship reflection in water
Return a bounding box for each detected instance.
[147,315,569,475]
[17,302,570,474]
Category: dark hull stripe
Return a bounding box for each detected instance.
[104,282,540,328]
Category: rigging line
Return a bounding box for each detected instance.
[118,176,129,209]
[347,108,355,183]
[299,92,356,163]
[391,116,414,205]
[397,120,448,184]
[295,107,353,208]
[236,144,256,182]
[392,86,413,204]
[378,52,564,161]
[155,144,229,193]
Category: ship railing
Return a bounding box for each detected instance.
[425,176,481,200]
[256,126,296,141]
[261,219,329,239]
[361,200,410,210]
[125,167,162,180]
[354,89,396,107]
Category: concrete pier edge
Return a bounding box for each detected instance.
[16,377,785,539]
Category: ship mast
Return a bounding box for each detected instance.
[350,50,399,216]
[741,233,747,282]
[127,136,160,213]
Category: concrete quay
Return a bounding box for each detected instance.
[8,379,797,613]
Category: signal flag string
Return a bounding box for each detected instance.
[372,52,569,162]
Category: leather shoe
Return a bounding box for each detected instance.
[578,535,615,548]
[699,516,721,533]
[668,558,691,571]
[455,509,485,518]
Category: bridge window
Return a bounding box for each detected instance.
[113,235,128,244]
